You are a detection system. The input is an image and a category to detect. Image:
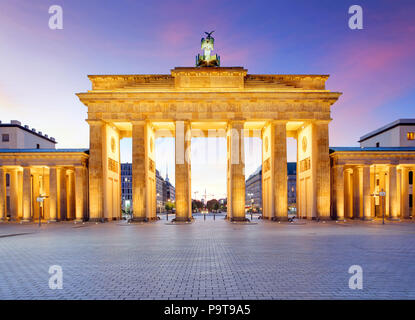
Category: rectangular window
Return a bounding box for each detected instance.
[2,134,9,142]
[376,142,380,147]
[407,132,415,140]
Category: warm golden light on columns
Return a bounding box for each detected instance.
[344,169,353,219]
[74,166,85,222]
[49,166,58,222]
[22,167,31,222]
[175,120,192,221]
[352,166,362,219]
[401,167,409,219]
[334,165,344,220]
[314,121,331,219]
[0,167,5,221]
[273,121,288,221]
[388,164,399,220]
[9,169,19,221]
[59,168,67,221]
[362,165,371,220]
[132,121,146,221]
[228,121,246,221]
[87,120,104,221]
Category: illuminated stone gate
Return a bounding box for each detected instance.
[77,67,341,222]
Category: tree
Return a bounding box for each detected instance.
[207,199,219,212]
[165,201,175,212]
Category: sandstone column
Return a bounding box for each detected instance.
[314,121,331,220]
[49,166,58,222]
[334,165,344,220]
[59,168,67,221]
[74,166,85,222]
[67,169,75,220]
[344,169,352,219]
[132,121,147,221]
[87,120,104,221]
[227,121,246,221]
[352,166,362,219]
[0,167,5,221]
[273,121,288,221]
[9,169,19,221]
[22,167,32,222]
[388,164,399,220]
[401,167,409,219]
[175,120,192,222]
[362,165,372,220]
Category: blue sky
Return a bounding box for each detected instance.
[1,0,414,199]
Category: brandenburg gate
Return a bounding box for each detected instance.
[77,34,342,222]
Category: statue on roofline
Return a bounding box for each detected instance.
[196,31,220,67]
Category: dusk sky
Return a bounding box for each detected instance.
[1,0,414,200]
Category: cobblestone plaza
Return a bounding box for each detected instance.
[1,217,414,300]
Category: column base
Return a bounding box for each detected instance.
[21,219,32,223]
[131,217,148,223]
[336,217,346,221]
[230,217,250,222]
[74,219,84,223]
[89,218,108,223]
[362,217,373,221]
[388,217,400,221]
[172,217,192,222]
[48,219,58,223]
[271,216,288,222]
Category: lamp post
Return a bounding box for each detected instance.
[248,193,254,220]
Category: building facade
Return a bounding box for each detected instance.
[245,162,297,212]
[1,120,56,149]
[359,119,415,148]
[120,163,174,213]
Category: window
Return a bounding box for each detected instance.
[2,134,9,142]
[376,142,380,147]
[407,132,415,140]
[36,144,40,149]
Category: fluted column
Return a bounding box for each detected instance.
[9,169,19,221]
[74,166,85,222]
[353,166,362,219]
[412,169,415,219]
[314,121,331,220]
[401,167,409,219]
[388,164,399,220]
[227,121,246,221]
[87,120,104,221]
[362,165,372,220]
[0,167,5,221]
[273,122,288,220]
[334,165,344,220]
[22,167,32,222]
[49,166,58,222]
[58,168,67,220]
[175,120,192,222]
[132,121,146,221]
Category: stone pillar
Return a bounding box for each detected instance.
[273,122,288,221]
[87,120,104,221]
[227,121,246,221]
[344,169,352,219]
[9,169,19,221]
[175,120,192,222]
[74,166,85,222]
[314,121,331,220]
[49,167,58,222]
[388,165,399,220]
[132,121,146,221]
[0,167,5,221]
[22,167,32,222]
[334,165,344,220]
[362,165,372,220]
[67,169,75,220]
[352,166,362,219]
[401,167,409,219]
[59,168,67,221]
